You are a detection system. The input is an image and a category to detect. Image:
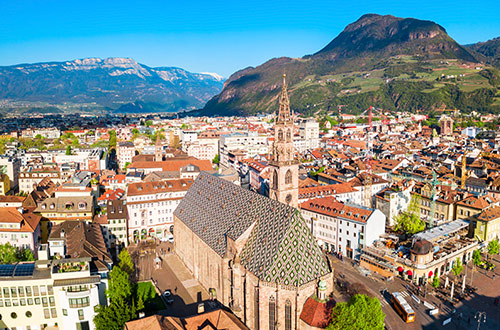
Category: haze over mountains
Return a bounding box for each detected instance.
[203,14,500,116]
[0,57,224,113]
[2,14,500,116]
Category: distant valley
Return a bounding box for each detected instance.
[0,57,224,114]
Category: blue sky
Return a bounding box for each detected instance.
[0,0,499,77]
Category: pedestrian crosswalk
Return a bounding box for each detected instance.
[380,291,409,308]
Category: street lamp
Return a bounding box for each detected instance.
[474,311,486,330]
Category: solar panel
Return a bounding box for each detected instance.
[0,264,15,277]
[14,263,35,277]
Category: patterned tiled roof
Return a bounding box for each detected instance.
[174,172,330,286]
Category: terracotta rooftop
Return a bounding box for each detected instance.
[301,197,373,223]
[299,183,357,199]
[124,309,249,330]
[0,208,41,233]
[0,196,25,203]
[476,205,500,222]
[300,297,335,328]
[127,179,193,196]
[129,158,212,172]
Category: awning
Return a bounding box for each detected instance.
[407,270,413,276]
[397,266,403,272]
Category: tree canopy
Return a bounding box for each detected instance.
[327,294,385,330]
[94,249,136,330]
[451,257,463,277]
[0,243,35,264]
[393,194,425,235]
[488,238,499,257]
[109,130,117,149]
[472,249,482,266]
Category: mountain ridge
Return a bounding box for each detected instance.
[0,57,224,113]
[203,14,499,116]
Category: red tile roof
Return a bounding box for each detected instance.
[127,179,193,196]
[129,158,213,172]
[0,208,41,233]
[301,197,373,223]
[300,297,335,328]
[299,183,357,199]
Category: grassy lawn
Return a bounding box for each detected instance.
[136,281,165,314]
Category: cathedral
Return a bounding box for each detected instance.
[173,75,333,330]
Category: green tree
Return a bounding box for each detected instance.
[488,238,499,260]
[118,249,134,276]
[393,195,426,235]
[451,257,463,278]
[107,266,132,302]
[0,243,35,264]
[145,120,153,127]
[17,247,34,262]
[327,294,385,330]
[94,296,136,330]
[65,145,72,155]
[212,154,219,165]
[473,249,482,266]
[432,275,440,288]
[123,162,131,171]
[109,130,117,149]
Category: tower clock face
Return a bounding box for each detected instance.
[286,194,292,204]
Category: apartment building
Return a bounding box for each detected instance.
[126,179,192,243]
[301,197,386,259]
[219,132,269,169]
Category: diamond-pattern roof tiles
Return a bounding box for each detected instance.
[174,172,330,286]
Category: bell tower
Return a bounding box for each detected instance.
[155,132,162,162]
[269,74,299,207]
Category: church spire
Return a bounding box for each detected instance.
[277,73,291,124]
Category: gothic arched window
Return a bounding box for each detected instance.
[269,296,276,330]
[273,170,279,189]
[278,129,284,141]
[286,129,291,141]
[285,299,292,330]
[285,169,292,185]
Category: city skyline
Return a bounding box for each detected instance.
[1,0,499,76]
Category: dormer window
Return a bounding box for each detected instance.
[50,203,55,209]
[42,204,47,210]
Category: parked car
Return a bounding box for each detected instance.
[163,290,174,304]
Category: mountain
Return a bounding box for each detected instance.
[203,14,500,116]
[0,57,224,113]
[467,37,500,67]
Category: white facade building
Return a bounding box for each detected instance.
[126,179,192,242]
[298,119,320,152]
[117,142,135,170]
[301,197,386,259]
[219,132,269,168]
[0,257,107,330]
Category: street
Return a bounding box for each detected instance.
[327,253,500,330]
